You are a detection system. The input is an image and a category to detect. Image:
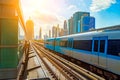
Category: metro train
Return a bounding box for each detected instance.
[44,26,120,79]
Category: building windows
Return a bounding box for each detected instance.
[55,40,60,46]
[60,40,67,47]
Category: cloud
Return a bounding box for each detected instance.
[67,5,78,10]
[33,11,58,24]
[64,5,80,18]
[30,10,65,37]
[90,0,116,12]
[32,10,65,26]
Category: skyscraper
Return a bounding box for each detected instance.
[68,17,73,35]
[26,18,34,40]
[60,28,64,36]
[52,26,57,37]
[52,26,54,37]
[89,17,95,30]
[49,30,51,38]
[44,34,48,40]
[39,27,42,39]
[54,26,57,37]
[81,16,95,32]
[73,12,90,33]
[63,20,68,35]
[57,24,60,37]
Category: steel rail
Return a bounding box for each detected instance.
[34,42,105,80]
[33,42,98,80]
[33,44,83,80]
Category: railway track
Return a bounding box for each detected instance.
[32,42,105,80]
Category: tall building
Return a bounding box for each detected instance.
[68,17,73,35]
[39,27,42,39]
[54,26,57,37]
[63,20,68,35]
[60,28,64,36]
[57,24,60,37]
[81,16,95,32]
[49,30,51,38]
[78,20,81,32]
[73,12,90,34]
[52,26,54,37]
[44,34,48,40]
[52,26,56,37]
[89,17,95,30]
[26,18,34,40]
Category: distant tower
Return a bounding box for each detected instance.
[49,30,51,38]
[73,12,90,33]
[39,27,42,39]
[44,34,48,40]
[55,26,57,37]
[81,16,95,32]
[68,17,73,35]
[89,17,95,30]
[26,18,34,40]
[52,26,57,38]
[60,28,64,36]
[52,26,55,37]
[57,24,60,37]
[63,20,68,35]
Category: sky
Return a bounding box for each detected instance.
[20,0,120,38]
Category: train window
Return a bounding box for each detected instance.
[69,41,72,48]
[68,39,73,48]
[67,39,70,48]
[100,40,105,53]
[65,41,68,47]
[60,41,62,47]
[94,40,98,52]
[60,40,67,47]
[73,40,92,51]
[68,40,72,48]
[52,40,54,46]
[107,40,120,56]
[57,41,59,46]
[55,40,57,46]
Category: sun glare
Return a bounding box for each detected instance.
[29,0,47,11]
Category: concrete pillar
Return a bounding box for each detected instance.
[0,0,19,79]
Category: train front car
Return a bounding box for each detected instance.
[56,27,120,79]
[45,26,120,79]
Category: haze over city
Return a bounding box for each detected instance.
[20,0,120,38]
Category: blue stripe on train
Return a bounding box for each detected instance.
[57,46,120,60]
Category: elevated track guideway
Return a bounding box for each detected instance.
[30,41,105,80]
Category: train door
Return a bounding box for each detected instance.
[68,38,71,48]
[67,38,73,56]
[92,37,108,68]
[68,38,73,48]
[71,38,73,48]
[55,38,60,52]
[67,38,70,48]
